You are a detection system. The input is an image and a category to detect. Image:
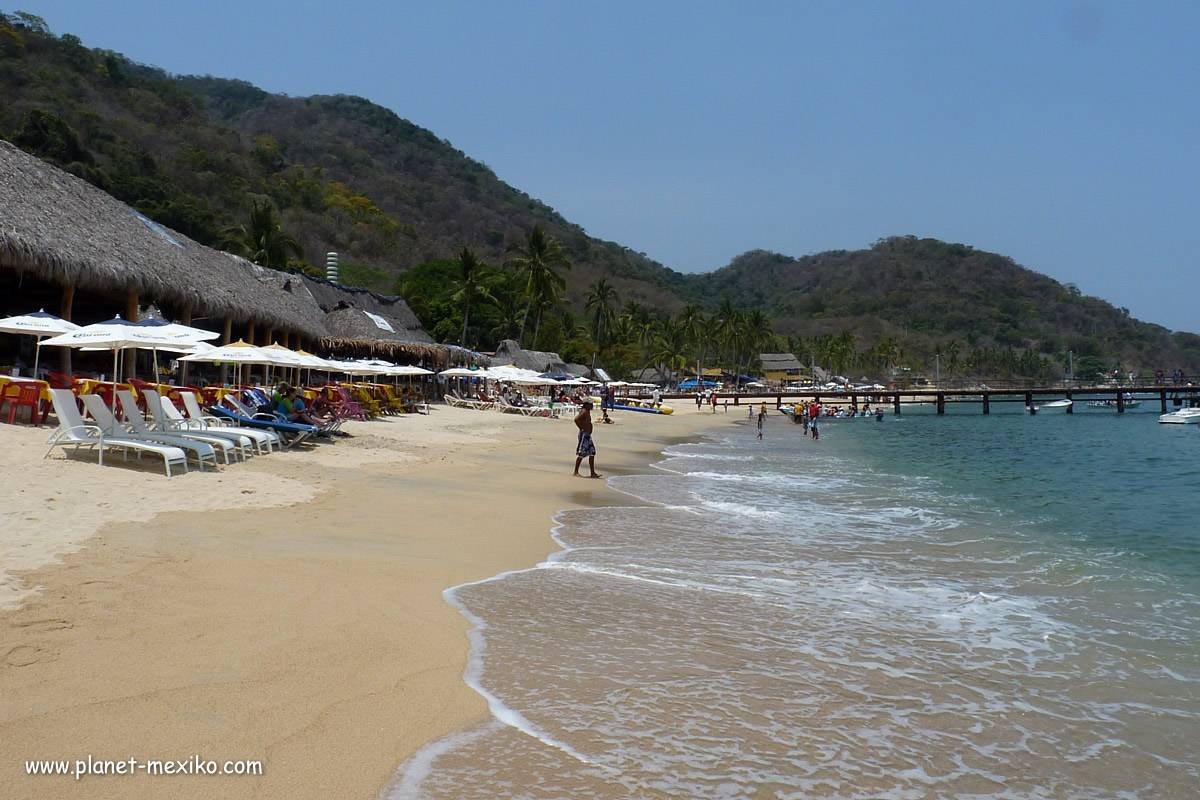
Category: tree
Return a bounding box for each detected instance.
[449,247,493,348]
[584,278,619,352]
[504,225,571,348]
[219,200,303,270]
[646,319,690,384]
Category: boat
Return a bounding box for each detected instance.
[1029,399,1072,414]
[1158,408,1200,424]
[1087,399,1140,408]
[612,403,673,415]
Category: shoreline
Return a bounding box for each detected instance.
[0,404,740,799]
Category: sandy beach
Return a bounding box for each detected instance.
[0,402,740,799]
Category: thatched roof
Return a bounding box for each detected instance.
[631,366,676,384]
[0,140,325,339]
[300,275,430,341]
[760,353,803,372]
[490,339,570,374]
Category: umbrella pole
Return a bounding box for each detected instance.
[111,347,119,424]
[33,335,42,380]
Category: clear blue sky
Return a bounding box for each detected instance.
[11,1,1200,332]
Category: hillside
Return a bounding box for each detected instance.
[1,11,1196,379]
[0,11,689,308]
[689,238,1200,377]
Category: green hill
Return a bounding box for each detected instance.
[2,10,1196,380]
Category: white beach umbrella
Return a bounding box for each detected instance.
[132,318,220,381]
[387,364,434,376]
[0,308,81,379]
[440,367,484,378]
[178,340,275,388]
[41,315,194,414]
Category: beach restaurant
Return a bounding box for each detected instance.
[0,139,478,378]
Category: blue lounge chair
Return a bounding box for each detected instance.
[208,404,317,446]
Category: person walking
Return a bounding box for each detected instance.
[573,401,602,478]
[756,403,766,440]
[711,390,719,413]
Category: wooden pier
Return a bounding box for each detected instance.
[666,386,1200,415]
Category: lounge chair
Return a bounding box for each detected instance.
[212,399,316,447]
[168,392,279,455]
[144,390,255,460]
[179,392,282,453]
[45,389,188,477]
[81,394,218,472]
[116,389,237,466]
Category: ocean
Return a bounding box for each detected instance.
[385,401,1200,799]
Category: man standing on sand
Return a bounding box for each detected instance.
[574,400,602,478]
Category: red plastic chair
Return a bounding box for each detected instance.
[2,383,45,426]
[46,372,75,390]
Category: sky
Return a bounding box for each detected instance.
[9,1,1200,331]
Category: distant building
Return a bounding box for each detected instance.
[759,353,803,382]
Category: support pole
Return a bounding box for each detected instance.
[58,283,75,375]
[179,308,192,385]
[1161,390,1168,414]
[936,393,945,415]
[1065,389,1073,413]
[893,392,901,415]
[220,315,233,386]
[1116,392,1125,413]
[124,291,139,381]
[983,393,990,414]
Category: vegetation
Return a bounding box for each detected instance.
[2,11,1196,381]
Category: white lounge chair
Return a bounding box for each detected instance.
[144,391,254,460]
[116,389,236,466]
[45,389,188,477]
[81,393,218,472]
[167,392,278,455]
[178,392,282,452]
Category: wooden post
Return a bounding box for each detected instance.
[893,392,901,415]
[264,327,274,347]
[220,315,233,385]
[124,291,139,381]
[1116,392,1125,413]
[1161,390,1168,414]
[246,320,256,346]
[1025,391,1033,409]
[1065,389,1073,413]
[179,308,192,385]
[58,283,75,375]
[936,393,945,415]
[982,393,990,414]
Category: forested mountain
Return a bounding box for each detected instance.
[2,11,1196,380]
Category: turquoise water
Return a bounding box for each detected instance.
[387,404,1200,799]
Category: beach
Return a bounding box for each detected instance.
[0,403,740,799]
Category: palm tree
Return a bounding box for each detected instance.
[584,279,619,352]
[485,273,526,344]
[220,200,303,270]
[584,278,619,377]
[449,247,493,348]
[504,225,571,347]
[645,319,690,384]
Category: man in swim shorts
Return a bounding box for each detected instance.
[573,401,602,478]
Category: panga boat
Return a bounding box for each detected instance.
[1158,408,1200,424]
[1028,399,1072,414]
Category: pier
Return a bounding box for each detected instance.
[665,386,1200,415]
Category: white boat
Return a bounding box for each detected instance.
[1158,408,1200,424]
[1087,399,1140,408]
[1030,399,1072,414]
